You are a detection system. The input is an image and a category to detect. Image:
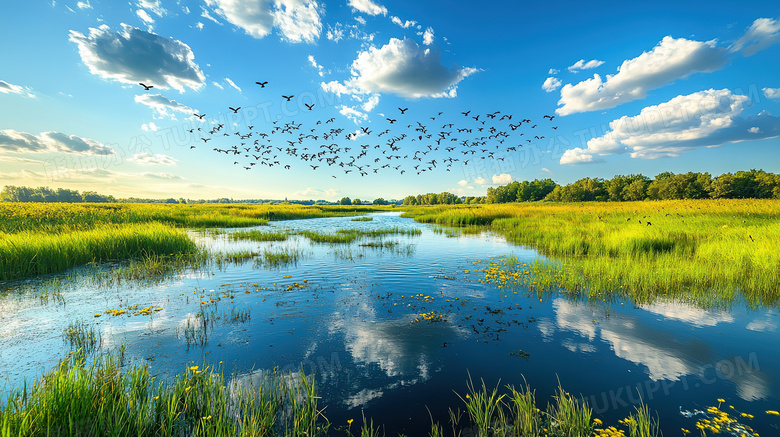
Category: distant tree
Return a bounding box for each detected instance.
[352,198,362,205]
[402,195,418,205]
[339,197,352,205]
[372,198,387,205]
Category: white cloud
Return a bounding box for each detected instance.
[0,130,114,155]
[141,122,158,131]
[474,176,487,185]
[339,38,477,99]
[541,167,552,174]
[731,17,780,56]
[492,173,512,184]
[362,94,380,111]
[422,27,434,45]
[200,8,222,24]
[640,302,733,327]
[294,187,340,199]
[137,0,166,16]
[354,16,366,25]
[390,16,416,28]
[134,94,197,119]
[137,9,154,25]
[212,81,224,89]
[205,0,321,43]
[77,0,91,9]
[457,179,469,187]
[548,68,559,75]
[339,105,369,123]
[326,24,344,41]
[763,87,780,99]
[560,88,780,164]
[542,76,562,93]
[308,54,324,76]
[325,22,373,43]
[567,59,604,72]
[225,77,242,93]
[0,80,35,98]
[141,171,184,180]
[69,24,205,92]
[129,152,178,166]
[348,0,386,16]
[556,36,728,116]
[195,22,205,30]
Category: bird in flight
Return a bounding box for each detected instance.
[194,113,206,120]
[255,81,268,87]
[386,118,396,124]
[229,106,241,113]
[138,83,153,90]
[282,95,294,101]
[398,107,408,114]
[304,103,315,110]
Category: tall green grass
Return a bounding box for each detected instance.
[0,223,196,281]
[403,200,780,306]
[0,351,329,436]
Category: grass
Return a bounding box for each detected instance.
[256,247,305,267]
[300,227,422,244]
[0,203,389,281]
[0,351,329,436]
[351,217,374,222]
[402,200,780,307]
[0,223,197,281]
[229,230,290,242]
[63,320,102,354]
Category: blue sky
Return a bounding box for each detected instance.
[1,0,779,201]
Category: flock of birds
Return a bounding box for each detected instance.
[139,82,558,177]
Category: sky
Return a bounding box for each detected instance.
[1,0,779,201]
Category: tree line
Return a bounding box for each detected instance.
[402,169,780,205]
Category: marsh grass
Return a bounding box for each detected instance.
[300,227,422,244]
[0,223,197,281]
[255,247,305,268]
[351,217,374,221]
[63,320,102,354]
[229,230,290,242]
[0,351,329,436]
[403,200,780,306]
[88,251,208,286]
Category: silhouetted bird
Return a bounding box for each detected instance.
[255,81,268,87]
[229,106,241,113]
[139,83,153,90]
[194,113,206,120]
[398,107,408,114]
[304,103,314,110]
[282,95,294,101]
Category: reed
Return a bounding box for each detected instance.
[0,351,329,436]
[0,223,196,281]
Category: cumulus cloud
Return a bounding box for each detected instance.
[342,38,477,99]
[731,17,780,56]
[474,176,487,185]
[422,27,434,45]
[567,59,604,72]
[0,80,35,98]
[560,88,780,164]
[348,0,386,16]
[69,24,205,92]
[0,130,114,155]
[205,0,322,43]
[457,179,469,187]
[542,76,562,92]
[134,94,197,119]
[390,16,416,28]
[548,68,559,75]
[141,122,158,131]
[128,152,178,166]
[763,87,780,99]
[492,173,512,184]
[556,36,729,116]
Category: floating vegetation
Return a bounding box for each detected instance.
[359,240,399,248]
[300,227,421,244]
[350,216,374,221]
[680,399,767,437]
